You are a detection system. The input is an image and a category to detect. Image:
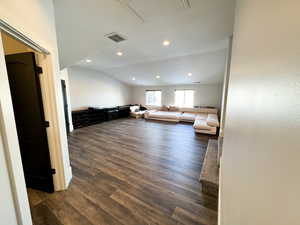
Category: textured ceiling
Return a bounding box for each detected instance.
[54,0,235,85]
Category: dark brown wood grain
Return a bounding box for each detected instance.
[28,118,218,225]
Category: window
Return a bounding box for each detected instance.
[145,90,162,106]
[175,90,194,107]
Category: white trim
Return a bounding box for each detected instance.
[36,54,68,190]
[219,36,233,138]
[0,19,50,55]
[1,20,72,192]
[0,129,21,225]
[0,32,32,225]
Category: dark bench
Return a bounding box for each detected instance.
[72,105,132,129]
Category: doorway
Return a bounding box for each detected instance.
[2,32,56,193]
[5,52,55,193]
[0,19,72,225]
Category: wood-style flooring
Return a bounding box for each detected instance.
[28,118,218,225]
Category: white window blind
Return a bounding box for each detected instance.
[175,90,194,107]
[145,90,162,106]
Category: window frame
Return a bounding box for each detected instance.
[145,90,162,106]
[174,89,195,108]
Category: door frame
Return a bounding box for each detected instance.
[0,21,72,225]
[61,79,70,134]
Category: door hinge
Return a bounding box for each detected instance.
[44,121,50,127]
[51,169,56,175]
[36,66,43,74]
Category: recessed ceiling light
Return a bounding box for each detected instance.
[188,73,192,76]
[156,75,160,79]
[132,77,136,81]
[163,40,170,46]
[86,59,92,63]
[116,51,123,56]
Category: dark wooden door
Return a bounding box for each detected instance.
[5,52,55,193]
[61,80,70,134]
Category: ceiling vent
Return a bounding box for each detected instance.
[181,0,191,9]
[105,32,127,43]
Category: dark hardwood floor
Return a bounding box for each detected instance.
[28,118,218,225]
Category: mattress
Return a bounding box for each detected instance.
[193,119,212,130]
[195,113,208,121]
[179,112,197,122]
[194,127,217,135]
[148,111,181,120]
[207,114,219,127]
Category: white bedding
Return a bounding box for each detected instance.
[195,113,208,121]
[179,113,197,122]
[207,114,220,127]
[193,119,212,130]
[148,111,181,120]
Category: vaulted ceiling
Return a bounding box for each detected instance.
[53,0,235,85]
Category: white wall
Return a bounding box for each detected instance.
[68,66,223,111]
[132,84,223,109]
[220,1,300,225]
[68,66,132,110]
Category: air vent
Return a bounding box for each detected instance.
[193,81,201,84]
[181,0,191,9]
[105,32,126,43]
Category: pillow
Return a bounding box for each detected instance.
[130,105,140,113]
[207,114,219,127]
[161,105,169,111]
[193,119,211,130]
[169,106,179,112]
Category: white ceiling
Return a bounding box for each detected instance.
[54,0,235,86]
